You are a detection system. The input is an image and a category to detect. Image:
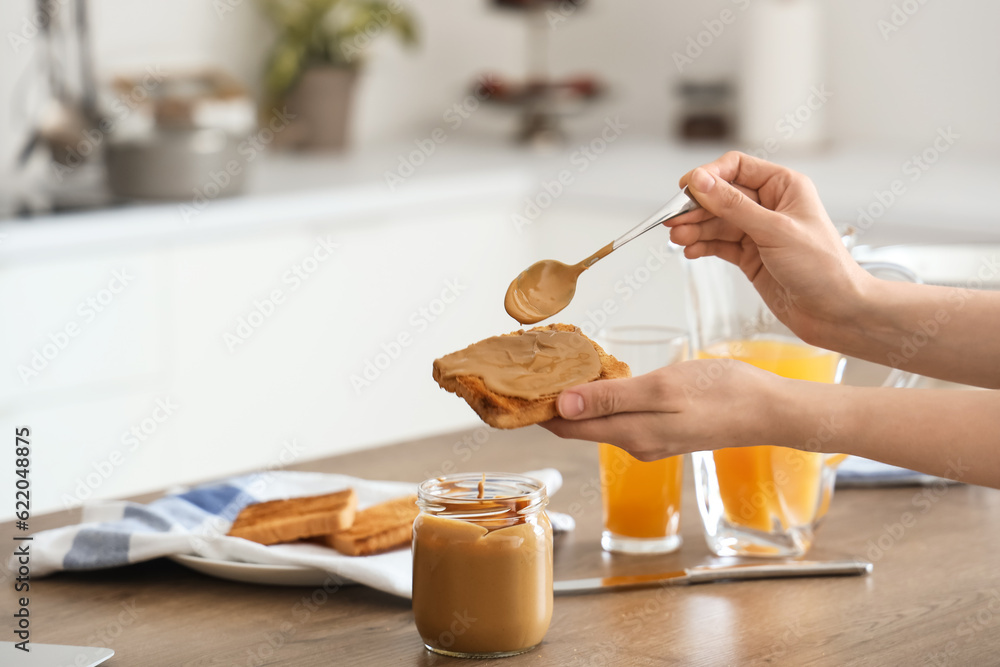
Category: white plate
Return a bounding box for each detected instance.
[169,554,354,587]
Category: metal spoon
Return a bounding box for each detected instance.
[504,188,699,324]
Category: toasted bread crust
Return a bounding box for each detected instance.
[325,495,419,557]
[433,323,630,429]
[227,489,357,545]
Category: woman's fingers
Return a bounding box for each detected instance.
[683,239,745,265]
[670,219,746,246]
[666,183,761,228]
[668,206,716,226]
[679,151,796,193]
[541,412,672,458]
[684,168,792,247]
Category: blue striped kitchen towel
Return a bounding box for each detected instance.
[17,469,572,599]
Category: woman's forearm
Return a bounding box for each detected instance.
[774,379,1000,488]
[825,278,1000,389]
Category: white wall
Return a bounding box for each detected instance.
[1,0,998,186]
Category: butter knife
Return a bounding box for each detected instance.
[554,559,873,595]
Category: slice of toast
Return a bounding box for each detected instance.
[324,495,419,557]
[227,488,357,545]
[433,323,630,429]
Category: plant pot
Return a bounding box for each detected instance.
[278,66,358,151]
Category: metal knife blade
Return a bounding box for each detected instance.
[554,559,873,595]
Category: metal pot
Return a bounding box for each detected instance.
[105,128,248,201]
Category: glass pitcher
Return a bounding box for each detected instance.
[683,253,919,557]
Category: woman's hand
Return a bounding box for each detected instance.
[541,359,782,460]
[668,151,872,348]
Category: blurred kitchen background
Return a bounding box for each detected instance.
[1,0,998,518]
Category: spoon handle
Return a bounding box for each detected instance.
[612,188,699,251]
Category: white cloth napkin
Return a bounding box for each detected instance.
[21,469,572,599]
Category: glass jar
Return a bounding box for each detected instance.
[412,472,553,658]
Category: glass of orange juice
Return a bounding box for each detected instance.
[596,326,689,554]
[685,255,918,557]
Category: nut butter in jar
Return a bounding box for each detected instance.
[412,473,553,658]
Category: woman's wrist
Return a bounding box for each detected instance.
[809,270,887,358]
[763,375,851,455]
[752,372,806,447]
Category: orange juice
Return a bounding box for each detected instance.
[599,443,682,538]
[698,338,840,533]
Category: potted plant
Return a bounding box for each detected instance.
[259,0,417,150]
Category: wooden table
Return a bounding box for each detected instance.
[4,428,999,666]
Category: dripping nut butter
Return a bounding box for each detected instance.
[412,473,553,658]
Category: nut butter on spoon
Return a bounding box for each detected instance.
[505,188,699,324]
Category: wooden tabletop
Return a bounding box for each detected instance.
[4,427,999,666]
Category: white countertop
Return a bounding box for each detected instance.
[3,136,999,259]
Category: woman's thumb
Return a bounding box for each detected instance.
[556,378,651,420]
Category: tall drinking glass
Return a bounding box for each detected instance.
[596,326,689,554]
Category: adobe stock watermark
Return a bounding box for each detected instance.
[423,427,492,480]
[728,417,842,526]
[546,0,586,28]
[672,0,751,73]
[351,277,468,393]
[84,599,142,651]
[761,619,808,662]
[560,469,603,524]
[742,85,833,162]
[61,398,180,509]
[878,0,933,41]
[681,286,801,402]
[860,457,969,564]
[190,438,308,550]
[564,580,684,664]
[927,589,1000,667]
[340,0,408,63]
[241,570,350,666]
[576,243,676,339]
[7,0,68,54]
[855,126,959,235]
[511,115,629,233]
[384,75,498,192]
[179,106,296,223]
[886,250,997,369]
[564,641,620,667]
[17,268,135,385]
[433,610,478,653]
[51,65,168,182]
[224,235,339,352]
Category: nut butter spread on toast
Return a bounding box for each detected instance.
[433,324,629,429]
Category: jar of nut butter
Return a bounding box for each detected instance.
[412,473,553,658]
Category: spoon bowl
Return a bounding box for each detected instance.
[504,259,584,324]
[504,189,699,325]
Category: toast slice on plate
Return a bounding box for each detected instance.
[227,488,357,545]
[323,495,419,556]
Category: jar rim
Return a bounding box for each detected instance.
[417,472,548,519]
